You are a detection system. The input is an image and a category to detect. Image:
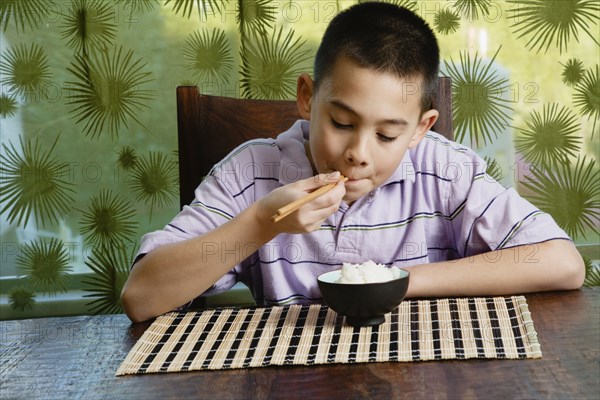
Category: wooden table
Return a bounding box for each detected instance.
[1,288,598,399]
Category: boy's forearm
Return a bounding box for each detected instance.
[121,203,277,322]
[405,239,585,298]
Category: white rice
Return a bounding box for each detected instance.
[336,260,402,284]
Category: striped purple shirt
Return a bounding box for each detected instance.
[137,120,569,306]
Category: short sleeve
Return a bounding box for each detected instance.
[448,155,570,257]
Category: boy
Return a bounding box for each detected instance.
[122,2,584,322]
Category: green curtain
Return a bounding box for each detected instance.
[0,0,598,317]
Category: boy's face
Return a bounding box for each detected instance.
[297,57,438,204]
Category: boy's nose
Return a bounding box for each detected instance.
[344,136,369,166]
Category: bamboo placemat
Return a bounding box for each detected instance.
[116,296,541,375]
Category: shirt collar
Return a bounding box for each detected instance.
[276,120,314,185]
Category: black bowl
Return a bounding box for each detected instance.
[317,269,410,327]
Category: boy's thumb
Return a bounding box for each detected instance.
[323,171,341,183]
[300,172,340,191]
[312,171,341,187]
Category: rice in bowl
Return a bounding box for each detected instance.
[336,260,403,284]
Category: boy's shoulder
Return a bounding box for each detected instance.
[208,137,281,178]
[404,131,491,188]
[208,120,311,188]
[211,120,307,174]
[412,131,484,171]
[415,131,471,157]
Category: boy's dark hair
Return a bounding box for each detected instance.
[314,2,440,113]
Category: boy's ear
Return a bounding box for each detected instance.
[408,109,439,149]
[296,73,314,120]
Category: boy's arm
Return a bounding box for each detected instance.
[121,203,274,323]
[406,239,585,298]
[121,174,346,323]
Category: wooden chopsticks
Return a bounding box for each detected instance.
[271,175,348,223]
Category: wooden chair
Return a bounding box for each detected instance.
[176,77,452,209]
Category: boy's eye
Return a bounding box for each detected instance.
[377,133,397,143]
[331,118,352,130]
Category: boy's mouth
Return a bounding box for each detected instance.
[343,174,366,182]
[325,165,367,182]
[344,176,368,185]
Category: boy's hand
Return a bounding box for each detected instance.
[255,172,346,234]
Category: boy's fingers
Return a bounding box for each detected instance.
[323,171,341,183]
[297,172,342,191]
